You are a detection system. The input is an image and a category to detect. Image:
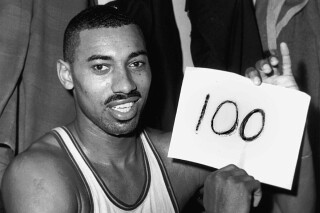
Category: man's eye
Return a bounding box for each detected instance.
[93,64,108,71]
[129,61,144,68]
[92,64,110,74]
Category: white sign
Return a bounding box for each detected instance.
[168,67,310,189]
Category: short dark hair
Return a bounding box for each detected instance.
[63,3,137,63]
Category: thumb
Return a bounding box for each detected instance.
[247,179,262,207]
[280,42,292,76]
[253,186,262,207]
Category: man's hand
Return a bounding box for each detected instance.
[245,42,298,90]
[203,164,261,213]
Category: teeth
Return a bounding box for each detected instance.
[112,102,134,113]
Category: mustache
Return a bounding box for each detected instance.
[104,90,142,105]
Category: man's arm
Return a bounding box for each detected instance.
[247,42,316,213]
[270,131,316,213]
[202,42,315,213]
[1,148,79,213]
[0,145,14,183]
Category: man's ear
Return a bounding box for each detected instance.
[57,59,74,90]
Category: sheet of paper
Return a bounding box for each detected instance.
[168,67,310,189]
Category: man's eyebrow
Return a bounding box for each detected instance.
[87,55,112,62]
[86,50,147,62]
[128,50,148,60]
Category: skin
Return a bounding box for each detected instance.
[1,24,315,213]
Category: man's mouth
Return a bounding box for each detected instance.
[111,102,134,113]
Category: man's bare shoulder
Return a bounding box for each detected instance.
[1,133,89,213]
[3,134,70,180]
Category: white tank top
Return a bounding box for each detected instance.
[51,127,179,213]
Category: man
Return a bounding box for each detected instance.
[1,4,315,213]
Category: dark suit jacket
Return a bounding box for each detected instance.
[187,0,263,75]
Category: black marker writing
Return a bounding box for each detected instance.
[239,109,265,142]
[196,94,210,132]
[195,94,266,142]
[211,100,238,135]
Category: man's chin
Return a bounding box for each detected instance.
[105,120,139,137]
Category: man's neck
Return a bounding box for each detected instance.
[66,117,147,204]
[67,118,141,167]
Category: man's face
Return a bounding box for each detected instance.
[71,24,151,136]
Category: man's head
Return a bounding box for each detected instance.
[63,4,137,64]
[57,5,151,136]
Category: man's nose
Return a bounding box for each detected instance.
[111,67,137,93]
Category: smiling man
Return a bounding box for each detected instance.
[63,24,150,137]
[1,4,315,213]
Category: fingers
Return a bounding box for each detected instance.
[255,59,272,75]
[252,183,262,207]
[245,42,296,90]
[219,164,240,171]
[233,172,262,208]
[269,55,279,67]
[255,53,280,75]
[245,67,261,85]
[218,164,262,207]
[204,165,262,212]
[249,55,280,86]
[280,42,292,76]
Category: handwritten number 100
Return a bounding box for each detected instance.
[196,94,265,142]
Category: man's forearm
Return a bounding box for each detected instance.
[272,132,316,213]
[0,145,14,183]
